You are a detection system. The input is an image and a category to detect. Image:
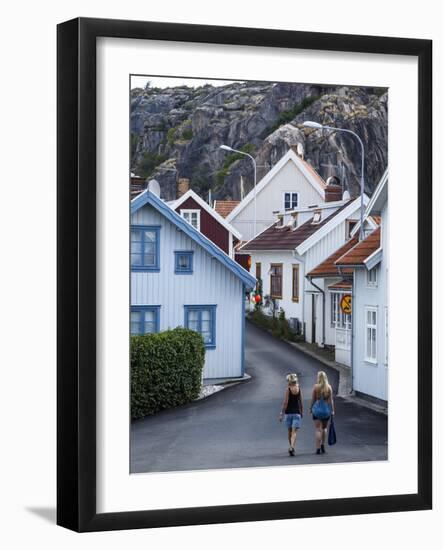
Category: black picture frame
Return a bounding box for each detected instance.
[57,17,432,532]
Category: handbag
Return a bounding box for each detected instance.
[311,398,331,419]
[328,416,337,446]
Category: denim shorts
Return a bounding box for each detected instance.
[284,413,301,429]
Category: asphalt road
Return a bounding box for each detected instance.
[131,321,388,473]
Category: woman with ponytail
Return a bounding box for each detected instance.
[279,373,303,456]
[310,371,335,455]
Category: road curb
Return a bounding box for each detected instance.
[286,340,351,393]
[246,320,386,416]
[196,373,252,402]
[285,342,386,415]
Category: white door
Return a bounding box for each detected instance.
[332,292,352,366]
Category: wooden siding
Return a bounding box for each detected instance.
[248,251,304,323]
[352,201,388,400]
[132,204,244,379]
[235,253,250,271]
[175,196,230,254]
[231,159,325,242]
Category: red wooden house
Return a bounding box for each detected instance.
[171,180,242,259]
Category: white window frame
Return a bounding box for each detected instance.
[312,210,322,224]
[346,219,357,240]
[365,306,378,364]
[180,209,201,231]
[330,291,351,329]
[331,292,339,326]
[282,191,298,211]
[366,266,378,287]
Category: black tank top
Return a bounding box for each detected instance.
[285,387,301,414]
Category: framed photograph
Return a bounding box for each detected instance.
[57,17,432,532]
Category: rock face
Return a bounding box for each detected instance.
[131,81,387,201]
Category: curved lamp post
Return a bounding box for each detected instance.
[303,121,365,240]
[220,144,257,237]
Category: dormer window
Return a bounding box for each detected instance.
[180,209,200,231]
[312,210,322,224]
[346,219,358,239]
[283,192,298,210]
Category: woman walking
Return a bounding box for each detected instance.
[279,374,303,456]
[310,371,335,455]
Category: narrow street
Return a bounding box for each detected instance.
[131,321,387,473]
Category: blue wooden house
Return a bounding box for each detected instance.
[131,190,256,380]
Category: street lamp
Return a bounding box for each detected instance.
[220,144,258,237]
[303,121,365,240]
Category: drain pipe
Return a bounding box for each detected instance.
[292,251,306,338]
[306,275,325,347]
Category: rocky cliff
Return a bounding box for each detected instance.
[130,81,387,201]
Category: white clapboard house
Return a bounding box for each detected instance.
[240,192,369,365]
[226,147,336,243]
[131,189,256,380]
[334,170,388,401]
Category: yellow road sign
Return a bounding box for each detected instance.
[340,294,352,315]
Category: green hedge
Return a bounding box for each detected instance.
[248,308,303,342]
[131,328,205,419]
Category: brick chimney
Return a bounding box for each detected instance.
[177,177,190,198]
[324,176,343,202]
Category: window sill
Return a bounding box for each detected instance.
[204,344,216,350]
[131,266,160,272]
[175,270,193,275]
[292,298,299,303]
[364,359,378,366]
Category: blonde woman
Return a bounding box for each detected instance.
[310,371,335,455]
[279,374,303,456]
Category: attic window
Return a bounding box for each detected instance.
[181,209,200,231]
[312,210,322,224]
[283,192,298,210]
[346,219,357,239]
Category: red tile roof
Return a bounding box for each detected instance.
[328,279,352,290]
[307,237,358,278]
[335,227,381,266]
[214,200,240,218]
[241,202,350,252]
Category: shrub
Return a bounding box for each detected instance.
[138,151,167,178]
[131,133,139,158]
[182,126,193,140]
[167,127,177,145]
[248,308,300,342]
[131,327,205,419]
[222,143,255,170]
[268,95,320,133]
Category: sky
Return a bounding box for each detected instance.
[130,75,241,90]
